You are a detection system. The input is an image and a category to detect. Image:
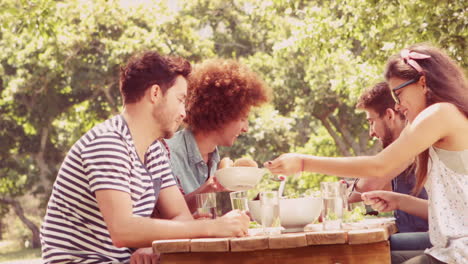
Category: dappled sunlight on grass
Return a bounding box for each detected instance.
[0,241,41,263]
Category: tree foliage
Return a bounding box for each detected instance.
[0,0,466,246]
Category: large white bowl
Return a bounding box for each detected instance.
[248,196,322,232]
[214,167,266,191]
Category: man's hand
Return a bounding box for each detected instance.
[130,247,159,264]
[192,210,213,220]
[209,210,250,237]
[199,176,227,193]
[361,190,428,219]
[361,191,402,212]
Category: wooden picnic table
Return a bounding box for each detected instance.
[153,222,397,264]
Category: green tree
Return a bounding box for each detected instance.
[1,0,466,246]
[0,0,212,247]
[264,0,467,158]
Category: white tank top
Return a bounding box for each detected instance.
[424,147,468,263]
[433,147,468,174]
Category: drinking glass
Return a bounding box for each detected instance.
[340,181,349,212]
[321,182,345,230]
[260,191,281,235]
[196,192,217,219]
[230,191,249,212]
[340,181,358,224]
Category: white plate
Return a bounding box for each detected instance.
[343,217,396,230]
[248,227,284,236]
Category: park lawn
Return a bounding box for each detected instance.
[0,241,41,263]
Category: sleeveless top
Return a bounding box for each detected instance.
[433,147,468,174]
[424,147,468,263]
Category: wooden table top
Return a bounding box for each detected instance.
[152,221,397,254]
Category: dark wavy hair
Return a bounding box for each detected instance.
[185,59,270,132]
[384,43,468,194]
[357,82,403,118]
[119,51,191,104]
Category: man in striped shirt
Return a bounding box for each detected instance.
[41,51,250,264]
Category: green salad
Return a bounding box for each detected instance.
[249,221,262,229]
[343,206,366,223]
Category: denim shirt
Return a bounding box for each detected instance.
[166,129,220,194]
[393,167,429,233]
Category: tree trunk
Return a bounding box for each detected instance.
[102,81,120,115]
[1,197,41,248]
[318,117,351,156]
[34,127,53,198]
[328,115,361,155]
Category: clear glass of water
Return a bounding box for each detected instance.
[196,192,217,219]
[230,191,249,212]
[260,191,281,235]
[321,182,346,230]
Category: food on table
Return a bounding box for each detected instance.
[218,157,234,169]
[343,205,366,223]
[233,157,258,168]
[249,221,261,229]
[248,196,322,232]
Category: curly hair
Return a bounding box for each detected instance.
[356,82,396,117]
[120,51,191,104]
[185,59,270,132]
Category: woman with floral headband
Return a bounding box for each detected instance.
[265,44,468,264]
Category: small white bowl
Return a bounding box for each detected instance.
[248,196,322,232]
[214,167,266,191]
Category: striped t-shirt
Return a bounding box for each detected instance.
[41,115,176,264]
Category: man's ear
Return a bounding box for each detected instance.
[385,108,396,121]
[149,84,162,103]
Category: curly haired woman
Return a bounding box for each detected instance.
[166,59,270,214]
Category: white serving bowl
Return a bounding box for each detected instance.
[248,196,322,232]
[214,167,266,191]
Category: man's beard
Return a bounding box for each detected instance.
[153,111,177,140]
[159,118,177,139]
[381,125,395,148]
[162,129,175,139]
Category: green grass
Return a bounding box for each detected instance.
[0,241,41,263]
[0,248,41,262]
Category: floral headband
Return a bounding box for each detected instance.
[400,49,431,73]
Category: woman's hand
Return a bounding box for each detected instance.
[361,191,404,212]
[264,153,304,175]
